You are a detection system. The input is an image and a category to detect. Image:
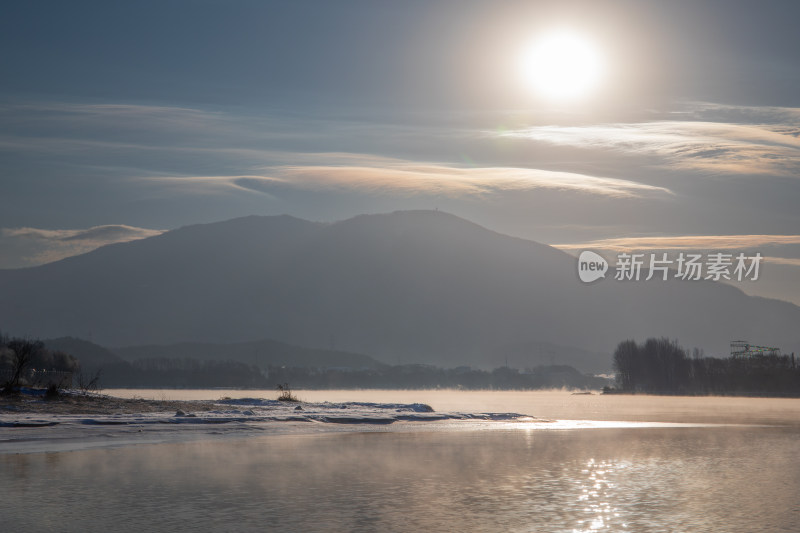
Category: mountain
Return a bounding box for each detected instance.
[489,341,612,375]
[43,336,383,374]
[44,337,126,375]
[115,339,385,370]
[3,211,799,370]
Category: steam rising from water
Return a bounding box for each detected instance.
[3,425,797,532]
[108,389,800,426]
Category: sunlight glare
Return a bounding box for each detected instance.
[521,29,605,103]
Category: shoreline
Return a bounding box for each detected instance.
[2,388,764,456]
[1,389,220,416]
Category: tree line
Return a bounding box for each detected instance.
[612,337,800,395]
[2,332,611,391]
[267,363,609,390]
[0,334,79,393]
[110,358,269,388]
[60,358,609,390]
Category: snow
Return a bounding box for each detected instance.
[0,396,722,455]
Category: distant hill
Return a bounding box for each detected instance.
[4,211,799,371]
[44,337,385,373]
[44,337,126,375]
[489,341,612,375]
[115,339,386,370]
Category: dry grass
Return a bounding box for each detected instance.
[0,392,218,415]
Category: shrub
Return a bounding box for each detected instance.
[44,383,60,399]
[276,382,299,402]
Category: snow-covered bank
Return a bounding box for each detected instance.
[1,393,730,455]
[3,398,534,428]
[0,395,545,454]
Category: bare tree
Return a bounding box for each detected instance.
[612,339,639,391]
[76,368,103,394]
[3,338,43,393]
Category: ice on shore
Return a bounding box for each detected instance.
[209,398,527,424]
[0,397,541,454]
[39,399,531,426]
[2,396,722,455]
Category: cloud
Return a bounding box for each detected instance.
[0,102,226,129]
[0,225,164,268]
[0,101,308,166]
[553,234,800,277]
[552,234,800,252]
[496,104,800,177]
[762,256,800,267]
[147,154,673,199]
[683,102,800,126]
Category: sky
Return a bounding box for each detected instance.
[1,0,799,304]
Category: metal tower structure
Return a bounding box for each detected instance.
[730,340,780,358]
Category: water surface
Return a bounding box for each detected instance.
[3,426,798,532]
[4,390,800,532]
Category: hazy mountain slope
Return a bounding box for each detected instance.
[0,215,322,344]
[115,339,385,369]
[3,210,799,370]
[42,336,130,380]
[44,337,125,369]
[490,341,612,375]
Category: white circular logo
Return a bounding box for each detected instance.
[577,251,608,283]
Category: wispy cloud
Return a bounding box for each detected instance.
[0,101,310,163]
[683,102,800,126]
[147,154,673,199]
[553,234,800,252]
[496,103,800,177]
[0,225,164,268]
[761,257,800,267]
[0,102,226,129]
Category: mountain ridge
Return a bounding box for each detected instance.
[3,210,798,368]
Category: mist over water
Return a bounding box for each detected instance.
[3,425,798,532]
[108,388,800,426]
[3,391,800,531]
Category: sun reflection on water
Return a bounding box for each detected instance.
[3,426,799,532]
[571,458,627,532]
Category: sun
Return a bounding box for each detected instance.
[521,29,605,103]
